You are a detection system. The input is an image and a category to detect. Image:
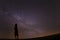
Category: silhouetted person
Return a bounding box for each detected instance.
[14,24,19,39]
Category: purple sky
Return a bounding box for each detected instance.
[0,0,60,39]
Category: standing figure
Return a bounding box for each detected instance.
[14,24,19,39]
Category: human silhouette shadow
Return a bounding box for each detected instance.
[14,24,19,40]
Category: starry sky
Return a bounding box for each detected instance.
[0,0,60,39]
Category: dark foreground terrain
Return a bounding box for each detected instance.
[0,33,60,40]
[23,33,60,40]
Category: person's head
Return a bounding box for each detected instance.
[15,24,17,27]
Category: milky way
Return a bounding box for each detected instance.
[0,0,60,39]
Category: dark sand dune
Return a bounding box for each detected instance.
[0,33,60,40]
[22,33,60,40]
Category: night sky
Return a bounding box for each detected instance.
[0,0,60,39]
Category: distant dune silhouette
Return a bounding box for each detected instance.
[0,33,60,40]
[20,33,60,40]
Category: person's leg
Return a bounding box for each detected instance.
[17,35,19,39]
[15,35,16,39]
